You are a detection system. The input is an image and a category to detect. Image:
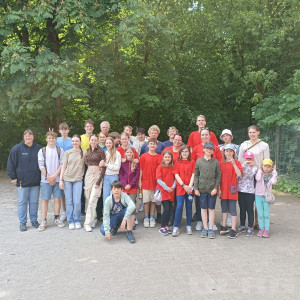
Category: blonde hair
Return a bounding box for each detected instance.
[148,125,160,135]
[46,131,57,138]
[161,150,174,168]
[124,147,137,171]
[106,137,117,163]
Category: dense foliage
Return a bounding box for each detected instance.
[1,0,300,172]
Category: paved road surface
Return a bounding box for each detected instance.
[0,172,299,299]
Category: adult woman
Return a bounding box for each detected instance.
[191,129,222,162]
[161,133,183,163]
[83,135,106,232]
[59,135,86,230]
[238,125,270,166]
[100,137,121,205]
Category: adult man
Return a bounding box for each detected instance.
[7,129,42,231]
[187,115,218,149]
[100,121,110,137]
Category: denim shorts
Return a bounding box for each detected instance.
[199,193,217,210]
[41,182,64,200]
[221,199,237,216]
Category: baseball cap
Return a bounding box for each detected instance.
[204,142,215,149]
[220,129,233,141]
[262,159,273,166]
[243,151,254,159]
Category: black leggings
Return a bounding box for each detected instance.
[161,200,173,227]
[238,192,255,227]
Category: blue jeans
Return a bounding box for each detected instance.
[174,194,193,227]
[103,174,119,207]
[64,180,82,224]
[17,186,40,224]
[255,195,270,230]
[100,208,127,235]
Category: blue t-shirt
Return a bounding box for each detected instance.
[140,141,165,156]
[56,137,73,152]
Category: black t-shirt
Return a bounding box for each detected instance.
[111,195,126,215]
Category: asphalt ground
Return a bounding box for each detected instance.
[0,172,299,300]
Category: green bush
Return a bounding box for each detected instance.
[274,174,300,196]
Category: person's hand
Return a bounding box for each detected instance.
[105,233,111,240]
[59,181,64,190]
[259,164,263,170]
[133,158,139,164]
[195,190,200,196]
[211,189,217,196]
[168,188,173,193]
[99,160,106,167]
[121,158,126,163]
[138,182,142,189]
[11,179,17,184]
[228,158,235,165]
[124,184,131,190]
[218,190,222,198]
[273,165,276,171]
[120,219,127,231]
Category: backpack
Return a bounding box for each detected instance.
[42,146,62,177]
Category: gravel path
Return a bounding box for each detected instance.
[0,172,299,300]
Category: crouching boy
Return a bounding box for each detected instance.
[100,181,136,243]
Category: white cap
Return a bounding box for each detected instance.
[220,129,233,141]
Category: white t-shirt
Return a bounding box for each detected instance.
[38,146,64,183]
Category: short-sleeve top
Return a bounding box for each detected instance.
[62,148,87,182]
[156,165,175,201]
[139,153,160,190]
[219,160,243,200]
[173,160,196,196]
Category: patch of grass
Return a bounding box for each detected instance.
[274,174,300,196]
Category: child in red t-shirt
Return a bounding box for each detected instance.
[139,138,160,228]
[156,150,176,235]
[172,146,195,236]
[219,144,243,239]
[116,132,139,162]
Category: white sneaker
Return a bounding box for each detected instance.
[69,223,75,230]
[195,221,202,231]
[85,225,92,232]
[75,222,81,229]
[55,219,65,228]
[144,218,150,228]
[60,211,67,222]
[149,218,156,228]
[226,214,232,228]
[135,219,138,225]
[91,220,97,228]
[186,226,193,235]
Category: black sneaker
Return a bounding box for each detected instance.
[31,221,40,228]
[20,223,27,232]
[127,231,136,243]
[220,225,230,235]
[111,225,120,236]
[228,229,237,239]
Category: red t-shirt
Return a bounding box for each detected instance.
[156,165,175,201]
[191,143,222,162]
[139,153,160,190]
[160,146,180,163]
[173,160,196,196]
[219,160,243,200]
[187,131,219,149]
[116,146,139,159]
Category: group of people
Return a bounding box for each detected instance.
[7,115,278,244]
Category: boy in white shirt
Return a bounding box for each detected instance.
[38,131,65,231]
